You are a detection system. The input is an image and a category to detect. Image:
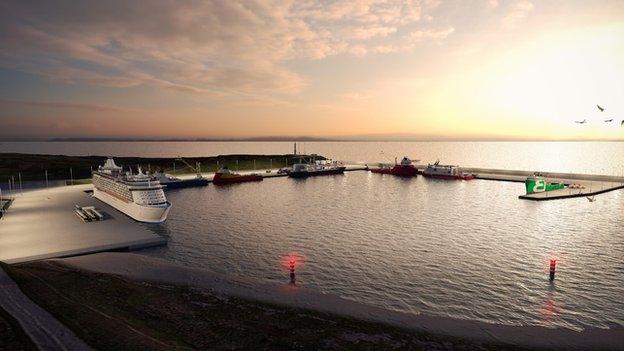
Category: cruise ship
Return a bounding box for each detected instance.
[92,158,171,223]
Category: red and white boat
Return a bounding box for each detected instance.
[212,167,263,185]
[370,156,418,177]
[422,161,475,180]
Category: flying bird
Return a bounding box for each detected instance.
[574,119,587,124]
[587,196,596,202]
[597,105,604,112]
[604,119,613,122]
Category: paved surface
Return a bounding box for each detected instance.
[0,185,166,264]
[0,265,92,350]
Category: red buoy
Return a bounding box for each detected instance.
[289,260,296,284]
[549,259,557,281]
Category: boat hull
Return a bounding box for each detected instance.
[93,188,171,223]
[212,174,263,185]
[288,167,346,178]
[422,173,475,180]
[370,166,418,177]
[161,178,209,189]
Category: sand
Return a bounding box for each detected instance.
[56,252,624,350]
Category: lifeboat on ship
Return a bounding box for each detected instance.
[212,167,263,185]
[422,160,475,180]
[370,156,418,177]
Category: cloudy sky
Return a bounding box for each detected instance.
[1,0,623,140]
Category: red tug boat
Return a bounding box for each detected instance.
[370,156,418,177]
[212,167,263,185]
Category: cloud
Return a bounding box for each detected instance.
[486,0,500,10]
[503,1,534,28]
[0,0,454,97]
[0,98,132,112]
[372,26,455,53]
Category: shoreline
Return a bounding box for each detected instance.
[46,252,624,350]
[0,153,322,181]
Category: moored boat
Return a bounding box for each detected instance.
[422,161,475,180]
[288,160,346,178]
[212,167,263,185]
[370,156,418,177]
[154,171,208,189]
[525,173,565,194]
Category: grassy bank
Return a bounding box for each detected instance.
[4,261,533,351]
[0,153,322,182]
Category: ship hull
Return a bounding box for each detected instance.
[212,174,263,185]
[422,173,475,180]
[161,178,209,189]
[93,188,171,223]
[371,166,418,177]
[289,167,346,178]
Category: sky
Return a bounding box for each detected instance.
[0,0,623,141]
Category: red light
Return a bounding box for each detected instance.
[281,252,305,271]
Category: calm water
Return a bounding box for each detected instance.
[2,141,624,175]
[143,172,624,331]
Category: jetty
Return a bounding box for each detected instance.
[390,164,624,201]
[459,167,624,201]
[0,184,166,264]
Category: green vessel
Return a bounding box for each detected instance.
[525,175,565,194]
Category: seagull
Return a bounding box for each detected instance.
[587,196,596,202]
[597,105,604,112]
[574,119,587,124]
[604,119,613,122]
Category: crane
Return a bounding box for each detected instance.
[176,156,203,179]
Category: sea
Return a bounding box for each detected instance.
[2,141,623,331]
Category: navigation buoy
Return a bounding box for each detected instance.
[549,259,557,281]
[289,260,296,284]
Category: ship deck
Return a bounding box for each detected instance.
[0,184,166,264]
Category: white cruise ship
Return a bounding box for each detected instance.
[92,158,171,223]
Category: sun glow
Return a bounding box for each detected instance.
[471,25,624,139]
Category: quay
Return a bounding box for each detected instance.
[167,164,624,201]
[458,167,624,201]
[0,184,166,264]
[377,164,624,201]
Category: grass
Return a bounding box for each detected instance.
[3,261,540,351]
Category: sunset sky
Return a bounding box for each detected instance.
[1,0,623,140]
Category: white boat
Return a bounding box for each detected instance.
[92,158,171,223]
[422,160,475,180]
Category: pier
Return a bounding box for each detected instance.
[409,164,624,201]
[0,184,166,264]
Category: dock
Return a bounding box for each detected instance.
[0,184,166,264]
[410,165,624,201]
